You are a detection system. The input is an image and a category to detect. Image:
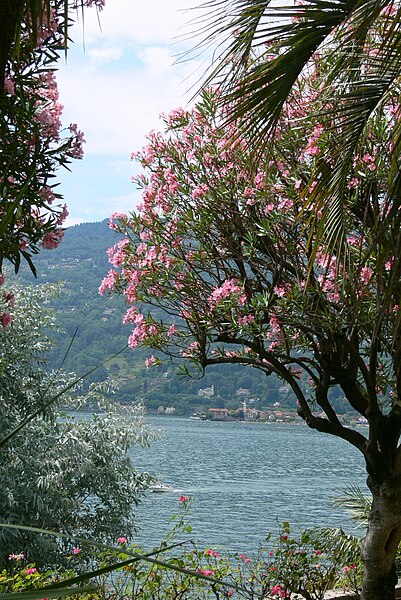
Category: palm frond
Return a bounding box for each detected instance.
[332,484,372,527]
[307,526,362,564]
[302,16,401,260]
[191,0,375,140]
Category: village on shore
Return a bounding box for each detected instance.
[155,384,368,427]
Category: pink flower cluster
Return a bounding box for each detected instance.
[123,311,160,349]
[68,123,85,159]
[0,276,13,329]
[180,341,199,358]
[99,270,118,295]
[237,314,255,327]
[209,279,246,307]
[270,584,289,598]
[303,123,324,156]
[341,564,356,573]
[144,354,156,367]
[196,568,214,577]
[40,229,64,250]
[8,553,24,561]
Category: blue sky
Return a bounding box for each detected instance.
[56,0,207,226]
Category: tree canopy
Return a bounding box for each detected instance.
[102,43,401,597]
[0,282,155,566]
[190,0,401,261]
[0,1,103,275]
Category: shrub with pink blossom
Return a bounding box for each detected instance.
[0,1,102,275]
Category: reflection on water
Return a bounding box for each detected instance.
[130,416,368,554]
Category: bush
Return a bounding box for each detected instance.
[0,284,157,567]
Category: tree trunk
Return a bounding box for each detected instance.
[361,477,401,600]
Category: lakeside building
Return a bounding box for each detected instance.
[198,385,215,397]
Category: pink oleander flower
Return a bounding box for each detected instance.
[253,172,264,188]
[347,177,359,189]
[72,548,80,555]
[24,567,37,575]
[270,584,289,598]
[0,313,12,328]
[239,553,250,563]
[8,553,24,561]
[39,185,56,204]
[116,536,127,544]
[192,184,209,199]
[40,229,64,250]
[237,314,255,327]
[360,266,373,285]
[180,341,199,357]
[68,123,85,159]
[196,568,214,577]
[209,279,242,306]
[99,270,118,295]
[4,77,15,95]
[274,284,290,298]
[385,257,394,271]
[56,204,69,225]
[145,355,156,367]
[204,549,219,557]
[341,564,356,573]
[167,323,176,337]
[178,495,188,502]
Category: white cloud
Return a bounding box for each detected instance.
[87,46,123,64]
[58,44,201,156]
[138,46,175,72]
[56,0,214,224]
[73,0,205,47]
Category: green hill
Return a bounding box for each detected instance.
[10,220,348,415]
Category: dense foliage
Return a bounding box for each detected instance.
[0,282,155,567]
[0,499,366,599]
[0,0,103,274]
[193,0,401,264]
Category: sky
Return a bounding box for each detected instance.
[57,0,212,226]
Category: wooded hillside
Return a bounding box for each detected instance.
[12,220,349,415]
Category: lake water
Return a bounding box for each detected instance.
[130,415,368,554]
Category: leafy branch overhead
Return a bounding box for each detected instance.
[0,1,103,275]
[188,0,401,261]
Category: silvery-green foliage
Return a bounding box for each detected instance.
[0,284,157,567]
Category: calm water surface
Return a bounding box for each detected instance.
[130,416,367,554]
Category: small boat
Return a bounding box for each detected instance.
[151,482,173,493]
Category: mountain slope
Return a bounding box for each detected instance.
[11,220,329,414]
